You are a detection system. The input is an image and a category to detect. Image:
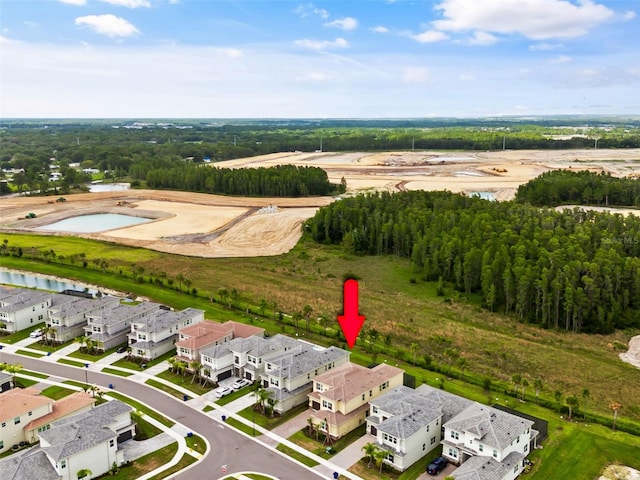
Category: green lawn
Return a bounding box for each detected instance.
[145,378,190,400]
[131,412,163,440]
[289,424,366,459]
[14,377,38,388]
[237,403,309,430]
[185,433,207,455]
[96,442,178,480]
[0,324,45,344]
[275,443,319,467]
[111,350,174,371]
[223,416,260,437]
[20,369,49,379]
[147,452,198,480]
[68,344,123,361]
[202,404,214,412]
[15,349,45,358]
[40,385,76,400]
[156,369,214,396]
[106,392,175,428]
[27,339,74,352]
[101,367,133,377]
[57,358,86,367]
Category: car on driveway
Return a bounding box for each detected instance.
[29,329,42,338]
[116,346,127,354]
[215,386,233,398]
[232,378,252,390]
[427,456,448,475]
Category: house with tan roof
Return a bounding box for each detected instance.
[307,362,404,440]
[23,391,95,443]
[175,320,265,365]
[0,387,53,450]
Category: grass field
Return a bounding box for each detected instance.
[40,385,76,400]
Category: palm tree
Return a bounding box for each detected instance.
[566,395,579,420]
[6,363,23,385]
[511,374,522,396]
[374,447,387,473]
[175,361,187,377]
[167,356,177,374]
[533,378,543,403]
[175,273,185,292]
[582,388,590,419]
[302,304,313,331]
[361,442,379,468]
[410,343,419,365]
[189,361,202,384]
[42,326,57,346]
[521,378,529,400]
[75,335,88,351]
[253,387,273,414]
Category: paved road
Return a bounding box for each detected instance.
[3,352,324,480]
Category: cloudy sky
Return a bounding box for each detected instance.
[1,0,638,118]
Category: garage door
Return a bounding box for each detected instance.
[118,430,133,443]
[217,370,232,381]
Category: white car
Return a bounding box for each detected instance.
[215,386,233,398]
[29,329,43,338]
[232,378,252,390]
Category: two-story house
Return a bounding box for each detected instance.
[0,289,52,333]
[47,295,120,343]
[128,307,204,360]
[261,344,350,414]
[23,391,95,443]
[366,384,473,472]
[307,362,404,441]
[200,333,297,383]
[175,320,264,365]
[0,387,52,450]
[84,302,162,351]
[441,402,535,477]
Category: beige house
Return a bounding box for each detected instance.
[308,362,404,440]
[23,391,95,443]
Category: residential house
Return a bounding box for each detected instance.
[0,372,13,393]
[308,362,404,440]
[37,400,135,480]
[84,302,162,351]
[0,289,52,333]
[47,295,120,343]
[23,392,95,443]
[448,453,527,480]
[441,402,535,473]
[0,387,53,450]
[175,320,264,365]
[366,384,473,472]
[261,343,350,414]
[128,307,205,360]
[200,333,297,383]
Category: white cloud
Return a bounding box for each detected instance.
[295,72,330,82]
[529,42,562,51]
[324,17,358,31]
[459,73,476,81]
[370,26,389,34]
[623,10,636,21]
[551,54,572,63]
[59,0,86,5]
[294,37,348,51]
[402,66,431,83]
[216,48,243,58]
[466,31,498,45]
[75,14,140,38]
[412,30,449,43]
[99,0,151,7]
[433,0,616,39]
[294,3,330,19]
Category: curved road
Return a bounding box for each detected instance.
[3,352,323,480]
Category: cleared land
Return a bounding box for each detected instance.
[2,148,640,259]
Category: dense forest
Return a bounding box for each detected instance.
[515,170,640,207]
[305,190,640,334]
[145,164,342,197]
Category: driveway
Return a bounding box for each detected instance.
[417,461,457,480]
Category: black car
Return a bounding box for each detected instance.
[427,456,448,475]
[116,346,127,354]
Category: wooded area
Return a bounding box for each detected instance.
[305,190,640,334]
[515,170,640,207]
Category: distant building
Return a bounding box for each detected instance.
[47,295,120,343]
[0,289,52,333]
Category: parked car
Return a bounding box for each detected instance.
[232,378,252,390]
[215,386,233,398]
[29,329,42,338]
[116,346,127,354]
[427,456,448,475]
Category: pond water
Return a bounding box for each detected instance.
[0,268,99,296]
[89,183,130,193]
[470,191,496,201]
[35,213,151,233]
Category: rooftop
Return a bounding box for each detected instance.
[450,451,525,480]
[0,387,52,421]
[266,345,350,380]
[0,448,60,480]
[24,391,95,432]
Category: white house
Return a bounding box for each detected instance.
[261,344,350,414]
[47,295,120,343]
[128,307,204,360]
[0,387,53,450]
[366,384,473,471]
[0,289,52,333]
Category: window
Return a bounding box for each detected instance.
[61,460,66,469]
[14,417,20,425]
[385,453,394,463]
[493,449,498,458]
[322,400,333,410]
[422,443,426,451]
[1,422,5,428]
[270,378,279,387]
[372,406,378,414]
[524,444,528,453]
[514,465,519,473]
[479,444,484,452]
[28,411,32,416]
[316,383,324,392]
[517,435,520,443]
[379,381,389,391]
[362,394,365,401]
[426,425,430,432]
[382,433,397,445]
[0,441,3,449]
[450,431,459,440]
[109,439,115,447]
[448,448,458,458]
[431,436,437,445]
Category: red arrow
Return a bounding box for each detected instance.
[338,278,365,349]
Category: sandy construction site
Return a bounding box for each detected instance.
[1,149,640,258]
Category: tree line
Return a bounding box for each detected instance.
[515,170,640,207]
[305,190,640,334]
[145,164,342,197]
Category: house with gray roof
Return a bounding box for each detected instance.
[128,307,204,360]
[0,371,13,393]
[84,302,162,351]
[0,400,134,480]
[261,343,350,414]
[0,290,52,333]
[47,294,120,343]
[449,451,526,480]
[366,384,473,471]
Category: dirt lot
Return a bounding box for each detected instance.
[2,149,640,259]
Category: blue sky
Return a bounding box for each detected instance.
[1,0,638,118]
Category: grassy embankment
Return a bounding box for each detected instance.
[1,232,640,479]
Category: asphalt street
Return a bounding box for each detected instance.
[3,352,324,480]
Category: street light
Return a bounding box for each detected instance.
[84,363,89,388]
